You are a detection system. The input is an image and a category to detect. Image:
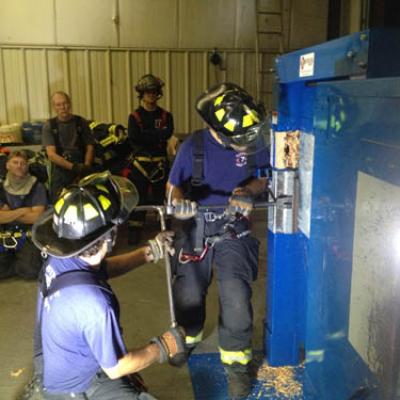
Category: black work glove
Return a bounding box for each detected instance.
[227,187,254,217]
[151,326,187,367]
[72,163,91,177]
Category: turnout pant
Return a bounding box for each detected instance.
[42,371,156,400]
[173,234,259,356]
[0,239,43,280]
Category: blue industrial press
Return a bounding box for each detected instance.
[189,28,400,399]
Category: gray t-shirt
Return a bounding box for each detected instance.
[42,116,95,161]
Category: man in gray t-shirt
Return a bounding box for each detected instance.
[42,91,95,202]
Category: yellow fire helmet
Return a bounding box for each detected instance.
[32,172,139,258]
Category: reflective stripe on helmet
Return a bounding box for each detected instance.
[54,198,64,214]
[186,330,204,345]
[98,194,111,210]
[83,203,99,220]
[224,118,236,132]
[215,108,225,121]
[219,347,252,365]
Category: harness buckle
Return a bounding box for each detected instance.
[203,211,224,223]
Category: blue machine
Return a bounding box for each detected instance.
[189,28,400,399]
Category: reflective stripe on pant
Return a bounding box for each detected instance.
[219,347,252,366]
[172,233,259,354]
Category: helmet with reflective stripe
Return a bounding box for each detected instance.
[32,172,139,258]
[135,74,164,98]
[196,82,265,147]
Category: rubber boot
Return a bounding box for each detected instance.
[224,363,252,400]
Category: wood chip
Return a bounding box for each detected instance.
[256,364,303,399]
[10,368,25,378]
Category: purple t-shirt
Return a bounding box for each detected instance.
[169,129,269,206]
[40,256,126,393]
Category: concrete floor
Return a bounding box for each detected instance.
[0,210,267,400]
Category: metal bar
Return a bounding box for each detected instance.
[0,48,9,123]
[22,48,30,121]
[126,50,132,112]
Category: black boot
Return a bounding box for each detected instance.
[225,363,252,399]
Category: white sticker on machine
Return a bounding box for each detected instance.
[299,52,315,77]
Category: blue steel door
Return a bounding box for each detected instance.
[299,77,400,400]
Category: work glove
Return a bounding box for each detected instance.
[172,199,197,220]
[147,231,175,263]
[72,163,91,177]
[151,326,187,367]
[227,187,254,218]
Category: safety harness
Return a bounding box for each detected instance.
[178,131,255,263]
[49,116,86,162]
[123,109,169,183]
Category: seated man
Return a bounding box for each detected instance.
[0,150,47,280]
[25,173,186,400]
[42,91,95,203]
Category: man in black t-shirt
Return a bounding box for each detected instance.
[0,150,47,279]
[42,91,95,203]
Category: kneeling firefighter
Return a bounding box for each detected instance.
[167,83,270,399]
[22,172,186,400]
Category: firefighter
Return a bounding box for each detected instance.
[42,91,95,203]
[167,83,270,399]
[127,74,174,244]
[0,150,47,279]
[25,172,186,400]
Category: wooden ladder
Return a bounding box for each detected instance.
[255,0,286,106]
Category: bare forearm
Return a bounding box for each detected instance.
[84,145,94,166]
[0,208,29,224]
[106,246,152,278]
[48,152,73,170]
[243,177,268,197]
[104,343,160,379]
[16,209,44,225]
[166,182,184,201]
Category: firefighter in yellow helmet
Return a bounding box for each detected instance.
[24,172,186,400]
[167,83,270,399]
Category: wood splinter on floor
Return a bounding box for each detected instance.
[256,364,303,399]
[10,368,25,378]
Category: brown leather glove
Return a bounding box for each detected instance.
[151,326,187,367]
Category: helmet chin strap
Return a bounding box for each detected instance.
[106,227,117,253]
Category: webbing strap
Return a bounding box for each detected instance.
[41,270,111,298]
[191,130,204,187]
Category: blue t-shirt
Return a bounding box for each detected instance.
[169,129,269,206]
[40,256,126,393]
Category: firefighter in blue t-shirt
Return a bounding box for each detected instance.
[167,83,270,399]
[24,172,186,400]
